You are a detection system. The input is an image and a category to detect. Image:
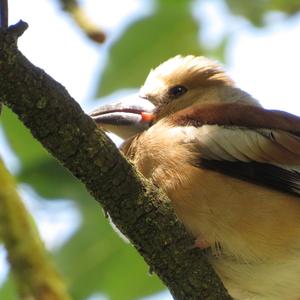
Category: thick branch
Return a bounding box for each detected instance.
[0,22,231,300]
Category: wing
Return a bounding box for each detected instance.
[171,103,300,196]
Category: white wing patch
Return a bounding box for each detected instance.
[176,125,300,169]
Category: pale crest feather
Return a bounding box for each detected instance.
[141,55,234,96]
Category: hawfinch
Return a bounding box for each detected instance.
[90,55,300,300]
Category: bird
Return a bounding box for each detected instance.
[90,55,300,300]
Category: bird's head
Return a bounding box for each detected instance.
[90,55,258,139]
[139,55,234,119]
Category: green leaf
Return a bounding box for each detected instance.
[97,0,204,97]
[1,107,83,200]
[0,275,18,300]
[224,0,266,26]
[0,107,49,171]
[270,0,300,15]
[225,0,300,26]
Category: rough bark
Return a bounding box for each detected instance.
[0,21,232,300]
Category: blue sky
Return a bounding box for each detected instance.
[2,0,300,299]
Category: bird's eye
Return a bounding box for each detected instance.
[168,85,187,98]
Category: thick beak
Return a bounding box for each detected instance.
[89,94,155,140]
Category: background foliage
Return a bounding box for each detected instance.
[1,0,300,299]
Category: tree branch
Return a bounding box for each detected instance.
[0,0,8,29]
[0,0,8,115]
[57,0,106,43]
[0,158,71,300]
[0,21,231,300]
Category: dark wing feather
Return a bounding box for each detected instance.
[198,159,300,197]
[172,103,300,197]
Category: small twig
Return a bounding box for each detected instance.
[58,0,106,43]
[0,0,8,114]
[7,20,28,38]
[70,5,106,43]
[0,0,8,29]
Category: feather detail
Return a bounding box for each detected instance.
[170,102,300,135]
[166,103,300,197]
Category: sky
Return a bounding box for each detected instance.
[1,0,300,299]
